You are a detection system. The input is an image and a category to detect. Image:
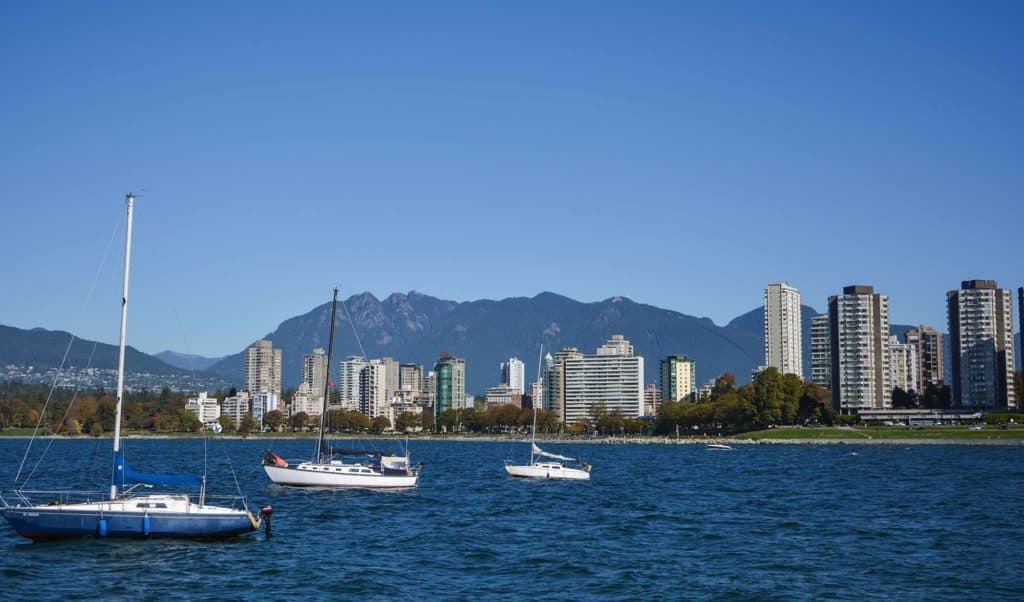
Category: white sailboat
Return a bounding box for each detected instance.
[263,288,423,488]
[504,346,591,481]
[1,194,261,540]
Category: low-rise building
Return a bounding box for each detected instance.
[485,384,522,408]
[185,391,220,426]
[290,383,323,417]
[221,391,251,427]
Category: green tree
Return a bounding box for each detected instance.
[891,386,910,408]
[290,412,310,432]
[710,373,736,400]
[535,410,559,433]
[420,410,435,432]
[238,413,259,436]
[176,408,202,432]
[263,409,285,432]
[218,414,235,434]
[395,412,420,432]
[372,415,391,433]
[437,409,459,433]
[95,400,117,432]
[492,404,521,429]
[921,383,952,409]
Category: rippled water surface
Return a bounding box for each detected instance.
[1,438,1021,600]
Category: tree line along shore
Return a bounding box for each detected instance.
[2,372,1022,442]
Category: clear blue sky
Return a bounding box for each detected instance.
[1,2,1021,357]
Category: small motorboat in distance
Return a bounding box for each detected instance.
[707,443,733,451]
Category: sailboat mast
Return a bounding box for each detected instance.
[530,345,543,465]
[316,288,339,462]
[110,193,134,500]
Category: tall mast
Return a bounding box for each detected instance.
[316,288,339,462]
[530,345,543,465]
[110,193,134,500]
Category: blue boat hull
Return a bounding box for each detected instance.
[1,507,257,541]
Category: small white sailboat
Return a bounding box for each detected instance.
[263,289,423,489]
[504,346,591,481]
[1,194,262,540]
[504,443,591,480]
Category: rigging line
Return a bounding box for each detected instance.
[14,217,122,485]
[223,446,245,501]
[170,305,207,479]
[20,339,101,488]
[338,289,368,359]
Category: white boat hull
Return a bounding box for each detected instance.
[504,463,590,480]
[264,465,419,488]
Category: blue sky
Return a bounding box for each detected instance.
[1,2,1021,357]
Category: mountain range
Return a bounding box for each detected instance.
[204,291,924,394]
[0,324,197,377]
[154,351,223,371]
[5,291,1018,394]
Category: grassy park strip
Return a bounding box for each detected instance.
[737,426,1024,441]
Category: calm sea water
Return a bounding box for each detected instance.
[0,438,1021,600]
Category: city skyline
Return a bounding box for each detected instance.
[1,3,1021,357]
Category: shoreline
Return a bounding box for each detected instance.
[0,433,1021,446]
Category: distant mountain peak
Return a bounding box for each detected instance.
[205,291,769,392]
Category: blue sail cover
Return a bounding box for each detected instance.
[114,450,203,489]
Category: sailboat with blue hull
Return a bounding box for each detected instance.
[0,194,260,541]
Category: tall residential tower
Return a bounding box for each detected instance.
[563,335,644,423]
[809,314,831,389]
[947,280,1016,408]
[764,282,803,377]
[433,353,466,417]
[660,356,696,403]
[828,285,891,413]
[244,340,282,398]
[903,326,943,389]
[500,357,526,394]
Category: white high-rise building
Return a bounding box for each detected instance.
[244,340,282,398]
[948,280,1017,408]
[659,356,696,403]
[423,371,437,409]
[828,285,891,412]
[764,282,803,377]
[597,335,633,356]
[809,314,831,389]
[360,360,389,419]
[302,348,328,394]
[400,364,424,392]
[528,380,544,409]
[340,356,368,409]
[380,357,400,397]
[563,335,644,423]
[500,357,526,394]
[888,335,919,395]
[221,391,251,427]
[185,392,221,425]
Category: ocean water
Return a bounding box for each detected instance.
[0,438,1021,601]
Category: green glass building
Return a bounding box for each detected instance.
[433,353,466,417]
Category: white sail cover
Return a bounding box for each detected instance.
[532,443,574,462]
